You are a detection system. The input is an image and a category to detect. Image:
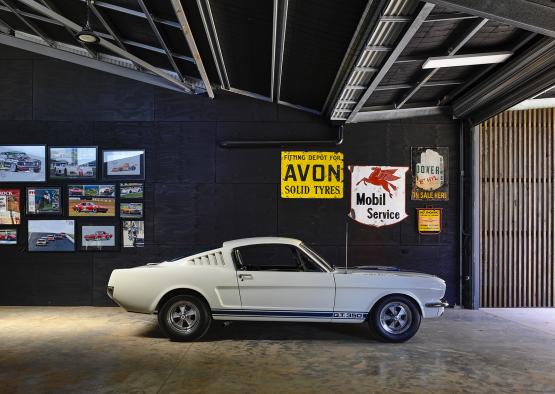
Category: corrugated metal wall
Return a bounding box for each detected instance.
[480,108,555,307]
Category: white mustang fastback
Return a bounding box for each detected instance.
[108,237,447,342]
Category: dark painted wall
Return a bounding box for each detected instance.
[0,45,460,306]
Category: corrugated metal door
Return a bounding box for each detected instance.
[480,108,555,307]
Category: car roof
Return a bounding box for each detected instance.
[223,237,302,248]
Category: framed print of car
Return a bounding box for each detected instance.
[68,184,116,217]
[26,187,62,215]
[49,147,97,180]
[0,145,46,182]
[0,189,21,224]
[80,224,117,251]
[103,150,145,180]
[120,202,143,219]
[28,220,75,252]
[0,228,17,245]
[122,220,144,248]
[120,183,143,199]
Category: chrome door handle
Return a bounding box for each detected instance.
[238,274,253,281]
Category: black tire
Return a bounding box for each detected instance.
[158,294,212,341]
[369,295,421,343]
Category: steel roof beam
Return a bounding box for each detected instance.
[424,12,480,22]
[352,105,449,122]
[273,0,288,102]
[89,2,127,54]
[1,0,53,46]
[396,18,488,109]
[196,0,229,90]
[18,0,195,93]
[78,0,180,29]
[427,0,555,38]
[137,0,184,82]
[170,0,214,98]
[375,80,462,91]
[346,2,435,123]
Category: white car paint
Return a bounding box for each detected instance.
[107,237,447,323]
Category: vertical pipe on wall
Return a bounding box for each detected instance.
[471,123,481,309]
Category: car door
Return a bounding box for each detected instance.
[234,244,335,322]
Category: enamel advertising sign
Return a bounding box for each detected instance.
[281,151,343,199]
[411,147,448,201]
[349,166,408,227]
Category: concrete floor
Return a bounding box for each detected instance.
[0,308,554,394]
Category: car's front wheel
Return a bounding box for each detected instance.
[369,295,421,343]
[158,294,212,341]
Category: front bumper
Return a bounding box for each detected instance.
[425,298,449,308]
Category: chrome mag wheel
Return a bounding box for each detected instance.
[379,301,413,334]
[168,301,200,333]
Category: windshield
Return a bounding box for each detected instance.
[299,243,334,272]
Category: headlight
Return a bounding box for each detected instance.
[107,286,114,298]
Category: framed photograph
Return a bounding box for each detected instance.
[120,182,144,199]
[80,224,118,251]
[120,202,143,219]
[103,150,145,180]
[28,220,75,252]
[49,147,97,180]
[0,145,46,182]
[68,184,116,217]
[26,187,62,215]
[0,189,21,224]
[122,220,144,248]
[0,228,17,245]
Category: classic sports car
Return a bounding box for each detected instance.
[84,231,113,241]
[52,161,93,177]
[36,237,48,246]
[111,163,136,172]
[69,187,83,195]
[108,237,447,343]
[73,202,108,213]
[0,232,16,241]
[0,151,41,172]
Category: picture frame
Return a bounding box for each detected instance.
[120,202,143,219]
[122,220,144,248]
[48,146,98,181]
[0,145,46,182]
[26,187,62,215]
[28,220,76,252]
[0,228,18,245]
[103,150,145,180]
[68,184,116,217]
[0,189,21,225]
[79,222,119,252]
[120,182,144,199]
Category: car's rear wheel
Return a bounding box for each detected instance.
[158,294,212,341]
[369,295,421,343]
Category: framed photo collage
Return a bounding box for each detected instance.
[0,146,145,251]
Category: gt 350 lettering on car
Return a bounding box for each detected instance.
[108,237,447,343]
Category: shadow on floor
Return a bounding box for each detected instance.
[136,319,379,342]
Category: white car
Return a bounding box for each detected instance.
[107,237,447,342]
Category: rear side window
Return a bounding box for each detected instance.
[234,244,323,272]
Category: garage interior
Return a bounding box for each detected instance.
[0,0,554,392]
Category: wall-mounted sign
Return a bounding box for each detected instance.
[349,165,408,227]
[417,208,442,234]
[411,147,448,201]
[281,151,343,199]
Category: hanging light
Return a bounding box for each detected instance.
[75,0,99,44]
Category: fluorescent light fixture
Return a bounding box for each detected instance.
[422,51,513,69]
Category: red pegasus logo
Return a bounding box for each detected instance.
[356,167,400,198]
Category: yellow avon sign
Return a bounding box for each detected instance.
[281,151,344,199]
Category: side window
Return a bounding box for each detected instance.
[235,244,298,271]
[234,244,324,272]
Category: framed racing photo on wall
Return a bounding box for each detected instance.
[79,223,118,251]
[120,183,143,199]
[122,220,144,248]
[0,189,21,225]
[26,187,62,215]
[0,145,46,182]
[28,220,75,252]
[49,147,97,180]
[120,202,143,219]
[68,184,116,217]
[102,150,145,180]
[0,228,17,245]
